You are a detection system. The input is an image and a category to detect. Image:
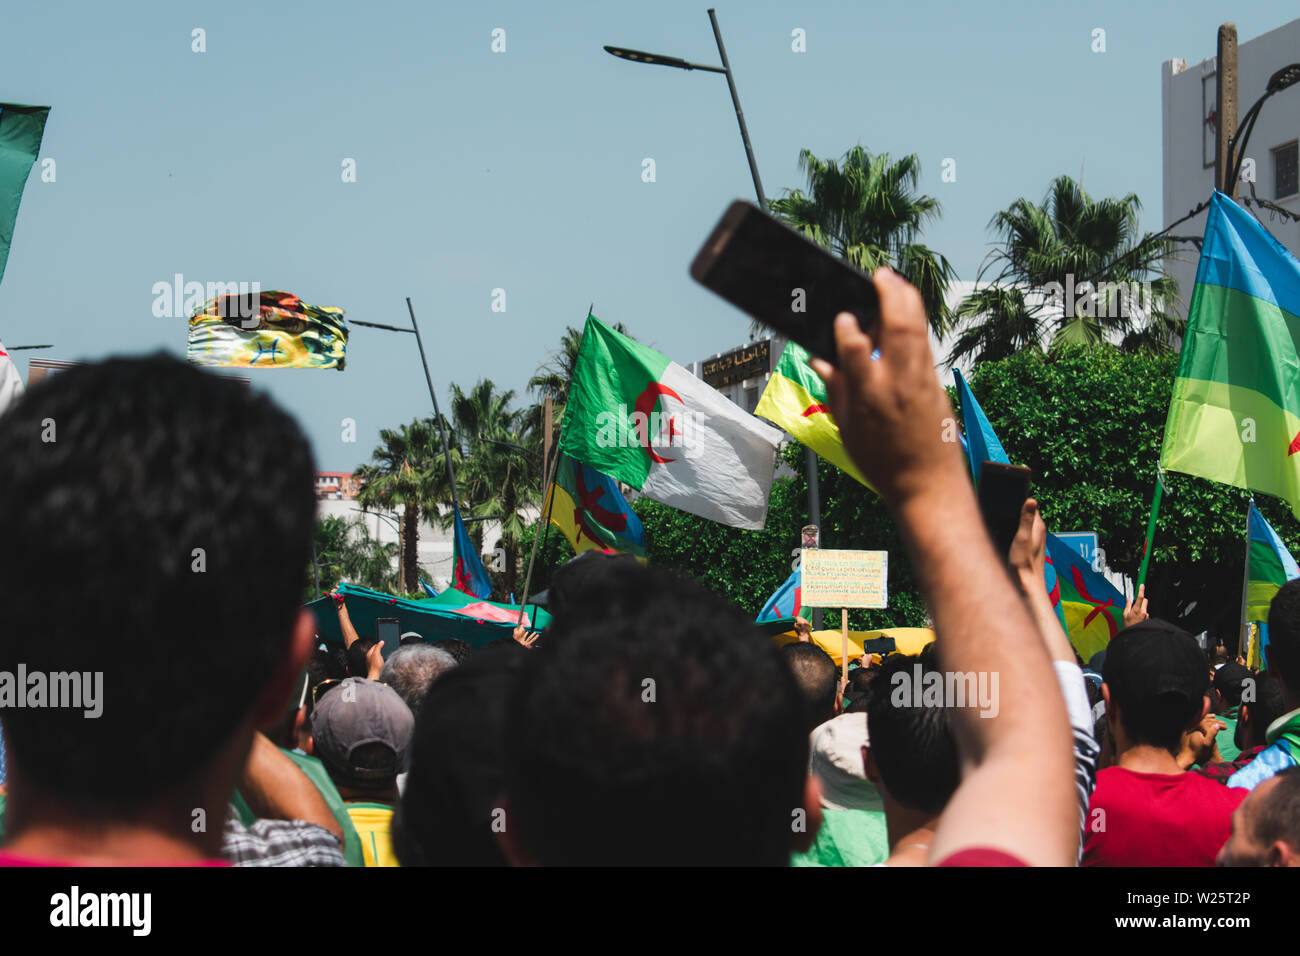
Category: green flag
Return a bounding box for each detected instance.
[1161,191,1300,516]
[0,103,50,287]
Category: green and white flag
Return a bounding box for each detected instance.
[561,314,782,529]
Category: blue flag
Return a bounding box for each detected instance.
[452,505,493,599]
[954,369,1010,484]
[757,568,801,622]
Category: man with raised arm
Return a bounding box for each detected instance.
[809,267,1078,866]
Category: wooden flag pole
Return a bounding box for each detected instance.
[517,439,563,627]
[841,608,849,686]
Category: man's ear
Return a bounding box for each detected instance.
[495,796,535,866]
[863,744,881,784]
[1189,695,1211,731]
[1269,841,1292,868]
[251,608,316,727]
[791,775,823,854]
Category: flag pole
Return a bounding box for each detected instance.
[515,305,590,626]
[1136,466,1166,590]
[406,297,463,518]
[1239,496,1254,657]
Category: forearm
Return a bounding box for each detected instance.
[237,732,343,844]
[891,478,1077,865]
[1018,570,1077,664]
[336,601,361,649]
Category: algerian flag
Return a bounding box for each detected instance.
[754,341,871,487]
[0,338,22,415]
[561,315,782,530]
[1161,191,1300,516]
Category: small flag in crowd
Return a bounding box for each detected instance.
[1044,532,1125,662]
[451,505,492,599]
[560,315,782,530]
[1245,501,1300,667]
[1162,191,1300,518]
[756,568,801,623]
[0,103,49,288]
[187,290,348,370]
[754,341,871,488]
[544,452,647,559]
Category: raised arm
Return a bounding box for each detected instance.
[236,731,343,844]
[332,590,362,650]
[811,268,1077,866]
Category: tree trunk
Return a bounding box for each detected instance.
[505,544,518,603]
[403,503,420,595]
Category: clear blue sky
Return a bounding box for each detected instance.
[1,1,1295,470]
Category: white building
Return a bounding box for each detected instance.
[1162,18,1300,313]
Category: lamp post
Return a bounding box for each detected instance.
[606,9,822,624]
[1227,63,1300,195]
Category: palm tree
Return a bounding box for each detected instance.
[770,146,956,334]
[948,175,1180,364]
[355,418,457,593]
[312,515,400,594]
[450,379,539,599]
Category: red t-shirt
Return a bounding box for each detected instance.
[1083,767,1246,867]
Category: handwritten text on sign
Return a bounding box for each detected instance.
[800,549,888,609]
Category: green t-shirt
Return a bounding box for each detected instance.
[1218,714,1241,763]
[791,808,890,867]
[232,749,364,867]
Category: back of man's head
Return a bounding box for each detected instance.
[1103,619,1208,753]
[0,355,316,810]
[782,642,839,732]
[865,649,960,815]
[1268,579,1300,692]
[505,564,809,865]
[379,644,457,717]
[1214,661,1253,709]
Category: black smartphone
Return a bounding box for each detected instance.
[376,617,402,661]
[977,462,1033,560]
[690,200,881,364]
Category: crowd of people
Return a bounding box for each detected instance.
[0,266,1298,867]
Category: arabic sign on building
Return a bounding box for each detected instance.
[701,339,771,389]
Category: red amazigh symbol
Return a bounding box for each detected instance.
[1288,430,1300,456]
[1045,554,1061,607]
[634,382,683,464]
[572,465,627,546]
[802,403,831,417]
[1071,566,1119,640]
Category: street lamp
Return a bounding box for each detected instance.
[1227,63,1300,194]
[604,9,767,209]
[605,10,823,626]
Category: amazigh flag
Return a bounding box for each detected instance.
[0,103,49,288]
[955,369,1009,486]
[1045,532,1125,661]
[1246,500,1300,624]
[561,315,782,530]
[1162,191,1300,517]
[756,568,801,623]
[544,452,647,558]
[754,341,870,487]
[451,505,492,599]
[0,338,23,415]
[187,290,348,370]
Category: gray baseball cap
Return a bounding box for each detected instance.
[311,678,415,786]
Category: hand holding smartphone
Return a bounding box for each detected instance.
[690,200,881,364]
[977,462,1033,561]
